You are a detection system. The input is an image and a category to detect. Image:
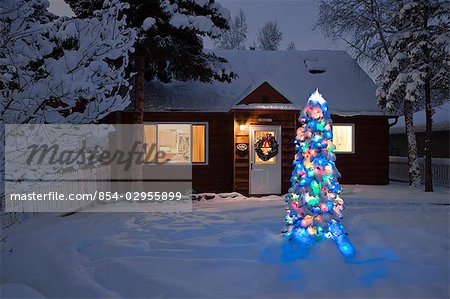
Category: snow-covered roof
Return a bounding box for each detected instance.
[145,50,385,115]
[390,102,450,134]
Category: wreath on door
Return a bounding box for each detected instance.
[254,133,279,161]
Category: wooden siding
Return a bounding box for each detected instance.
[237,82,292,105]
[333,115,390,185]
[104,111,390,195]
[233,112,390,195]
[104,112,234,193]
[233,110,297,195]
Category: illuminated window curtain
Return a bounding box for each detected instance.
[332,125,354,153]
[158,124,191,163]
[143,125,156,162]
[192,125,206,163]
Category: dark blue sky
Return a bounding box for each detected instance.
[204,0,345,51]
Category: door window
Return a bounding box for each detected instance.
[254,130,278,165]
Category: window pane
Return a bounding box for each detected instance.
[143,125,156,162]
[254,130,277,165]
[192,125,206,163]
[332,125,354,153]
[158,124,191,163]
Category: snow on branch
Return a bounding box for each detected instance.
[161,0,229,38]
[0,0,136,125]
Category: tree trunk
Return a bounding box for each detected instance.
[422,1,433,192]
[424,78,433,191]
[134,49,145,124]
[132,48,145,193]
[404,100,421,188]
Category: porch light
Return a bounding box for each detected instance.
[239,124,247,131]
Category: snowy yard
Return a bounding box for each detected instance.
[1,182,449,298]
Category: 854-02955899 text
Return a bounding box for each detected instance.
[97,191,183,201]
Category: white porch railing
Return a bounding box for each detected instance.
[389,156,450,187]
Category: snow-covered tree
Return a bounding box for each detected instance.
[215,9,248,50]
[66,0,236,193]
[377,0,450,191]
[0,0,136,124]
[257,21,283,51]
[315,0,425,187]
[66,0,236,124]
[287,41,296,51]
[315,0,400,74]
[0,0,136,211]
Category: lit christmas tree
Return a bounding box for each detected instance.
[283,90,354,257]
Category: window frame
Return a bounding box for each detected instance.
[143,122,209,165]
[332,123,355,154]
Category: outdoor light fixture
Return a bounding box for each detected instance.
[239,124,247,131]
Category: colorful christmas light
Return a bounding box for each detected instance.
[283,89,355,257]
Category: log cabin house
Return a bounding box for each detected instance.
[107,50,393,195]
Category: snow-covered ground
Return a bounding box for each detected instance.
[1,182,449,298]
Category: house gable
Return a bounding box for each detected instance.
[236,82,292,105]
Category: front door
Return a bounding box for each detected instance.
[249,125,282,194]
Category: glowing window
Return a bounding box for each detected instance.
[143,123,207,164]
[332,124,355,153]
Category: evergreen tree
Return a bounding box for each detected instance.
[215,9,248,50]
[283,90,354,257]
[257,21,283,51]
[377,0,449,191]
[65,0,236,123]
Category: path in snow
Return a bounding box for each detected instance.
[1,183,449,298]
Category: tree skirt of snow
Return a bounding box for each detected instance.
[1,182,449,298]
